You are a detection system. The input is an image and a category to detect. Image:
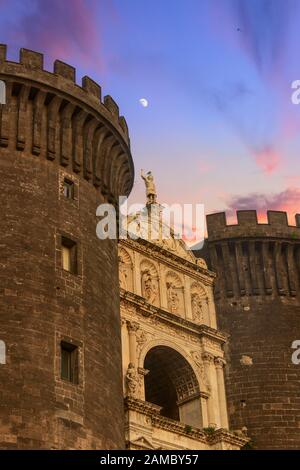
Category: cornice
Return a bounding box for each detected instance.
[119,238,216,285]
[120,289,228,344]
[125,397,249,447]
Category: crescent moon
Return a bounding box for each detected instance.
[139,98,148,108]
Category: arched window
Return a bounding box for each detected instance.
[144,346,202,428]
[0,80,6,104]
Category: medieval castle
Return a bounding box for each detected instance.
[0,46,299,450]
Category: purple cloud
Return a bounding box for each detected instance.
[225,187,300,223]
[1,0,105,71]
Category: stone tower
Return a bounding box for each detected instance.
[0,45,134,449]
[203,210,300,449]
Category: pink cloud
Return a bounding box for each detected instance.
[8,0,105,71]
[198,160,215,175]
[225,187,300,225]
[253,145,281,174]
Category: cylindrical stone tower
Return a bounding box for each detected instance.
[203,210,300,449]
[0,45,134,449]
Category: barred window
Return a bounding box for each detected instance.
[63,178,74,199]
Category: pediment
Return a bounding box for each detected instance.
[122,206,207,266]
[130,435,155,449]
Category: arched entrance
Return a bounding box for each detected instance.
[144,346,203,428]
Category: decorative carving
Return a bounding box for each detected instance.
[202,351,215,364]
[170,365,199,402]
[127,321,139,334]
[201,337,222,354]
[130,435,156,450]
[165,271,184,315]
[126,363,139,397]
[119,258,128,289]
[120,235,207,272]
[119,247,133,291]
[141,269,157,303]
[191,293,204,322]
[136,330,148,351]
[191,351,211,391]
[162,235,177,252]
[138,367,150,377]
[190,282,208,324]
[140,260,159,305]
[120,289,226,349]
[240,355,253,366]
[214,357,226,369]
[166,282,180,313]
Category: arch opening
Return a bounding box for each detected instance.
[144,346,203,428]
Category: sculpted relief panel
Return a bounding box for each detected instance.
[190,282,208,324]
[140,259,160,307]
[119,247,133,291]
[118,242,214,329]
[125,362,141,397]
[166,271,185,316]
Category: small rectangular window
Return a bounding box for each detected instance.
[61,236,77,274]
[61,341,78,384]
[63,178,74,199]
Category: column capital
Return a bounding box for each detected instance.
[214,357,226,369]
[202,351,214,364]
[127,320,139,333]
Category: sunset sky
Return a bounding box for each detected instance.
[0,0,299,224]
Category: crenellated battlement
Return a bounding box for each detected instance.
[0,45,134,200]
[0,45,130,140]
[207,210,300,241]
[204,210,300,299]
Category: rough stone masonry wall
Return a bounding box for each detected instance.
[203,210,300,449]
[0,45,134,449]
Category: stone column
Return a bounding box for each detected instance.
[133,251,141,295]
[214,357,229,429]
[199,392,209,427]
[183,275,192,320]
[137,367,149,400]
[121,318,129,390]
[127,321,139,367]
[206,290,216,328]
[204,297,211,328]
[157,263,167,310]
[202,352,218,427]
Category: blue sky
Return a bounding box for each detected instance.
[0,0,299,223]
